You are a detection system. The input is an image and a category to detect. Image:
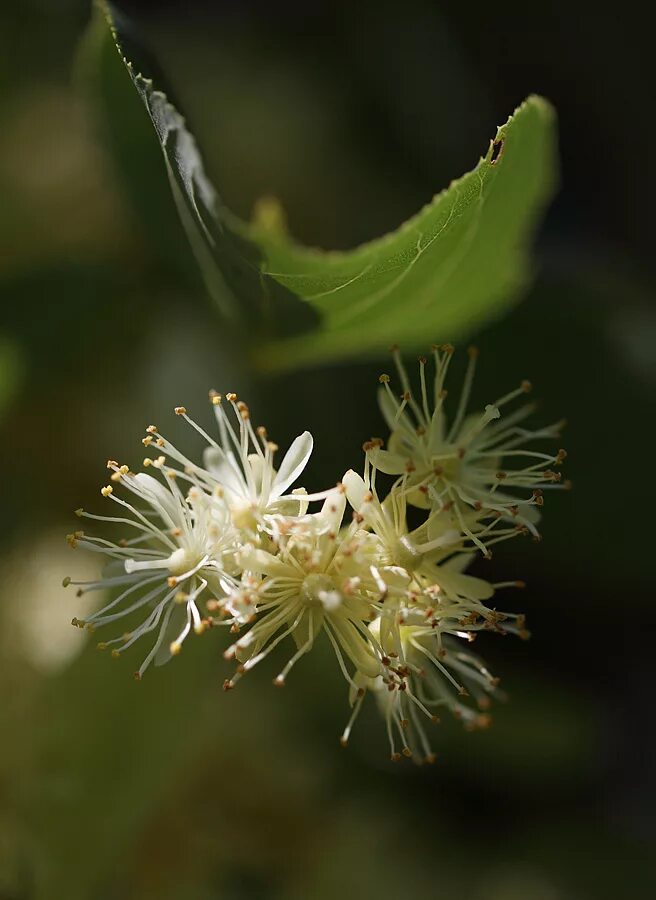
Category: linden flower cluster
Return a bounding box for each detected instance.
[66,347,567,762]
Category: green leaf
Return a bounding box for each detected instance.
[90,1,557,369]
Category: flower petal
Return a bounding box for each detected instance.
[271,431,313,499]
[435,565,494,601]
[238,545,290,578]
[318,487,346,532]
[203,446,246,499]
[342,469,367,511]
[369,448,407,475]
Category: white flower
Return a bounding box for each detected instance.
[343,592,528,762]
[67,449,241,680]
[340,466,529,760]
[178,392,313,534]
[372,627,502,763]
[64,360,566,764]
[221,487,386,690]
[370,345,568,547]
[343,467,498,600]
[67,395,317,679]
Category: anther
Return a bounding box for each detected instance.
[101,485,113,497]
[174,406,186,416]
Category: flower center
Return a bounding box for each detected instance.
[301,573,341,611]
[432,451,461,483]
[230,501,258,533]
[393,536,423,572]
[167,547,199,576]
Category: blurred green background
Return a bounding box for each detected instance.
[1,1,654,898]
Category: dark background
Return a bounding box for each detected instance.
[1,2,654,898]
